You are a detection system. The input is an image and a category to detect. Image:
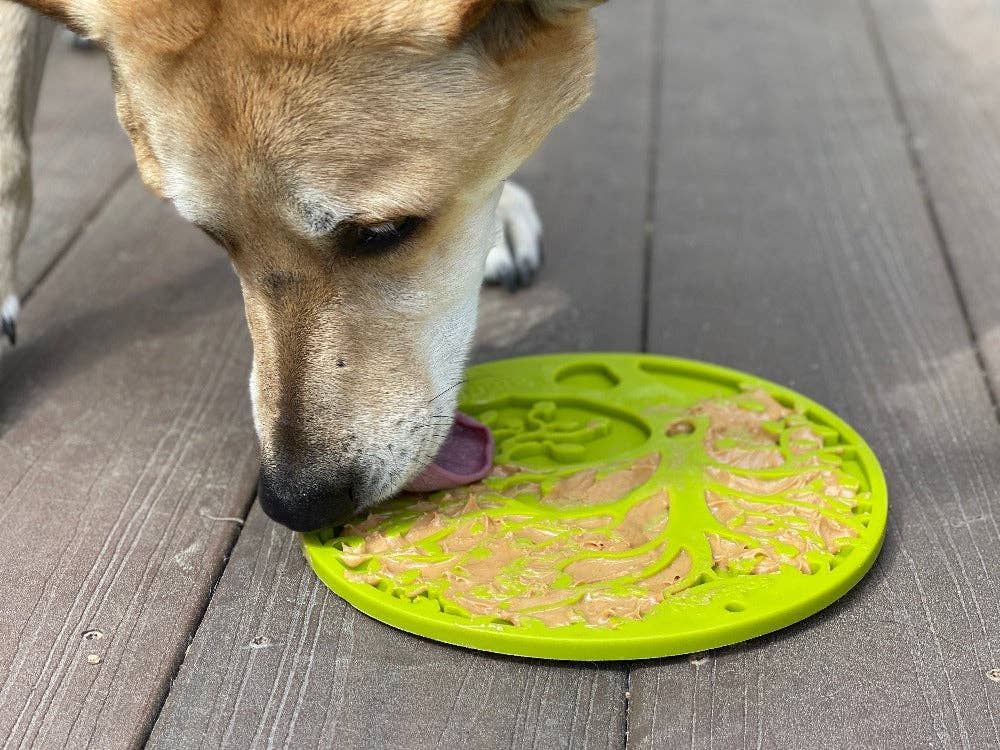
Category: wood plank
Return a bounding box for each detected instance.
[629,1,1000,748]
[865,0,1000,399]
[148,4,656,748]
[149,503,629,750]
[19,32,133,293]
[0,175,257,748]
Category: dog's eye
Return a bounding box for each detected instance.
[343,216,423,255]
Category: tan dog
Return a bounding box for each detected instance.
[0,0,600,530]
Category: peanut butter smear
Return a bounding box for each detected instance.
[693,389,862,574]
[335,456,687,628]
[328,388,869,630]
[543,453,661,507]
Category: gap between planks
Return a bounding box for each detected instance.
[21,165,133,306]
[136,495,258,749]
[639,0,668,355]
[859,0,1000,425]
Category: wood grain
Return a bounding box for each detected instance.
[629,1,1000,748]
[475,0,657,360]
[18,35,133,294]
[865,0,1000,399]
[150,503,628,750]
[0,175,257,748]
[148,4,657,748]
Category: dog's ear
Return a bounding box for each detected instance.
[449,0,603,52]
[459,0,605,23]
[525,0,606,23]
[13,1,211,48]
[11,0,113,38]
[12,1,72,22]
[10,0,63,13]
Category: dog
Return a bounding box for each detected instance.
[0,0,601,531]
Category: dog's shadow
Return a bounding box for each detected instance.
[0,257,248,435]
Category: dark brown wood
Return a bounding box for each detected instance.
[148,4,655,748]
[0,175,257,748]
[630,1,1000,748]
[19,35,133,293]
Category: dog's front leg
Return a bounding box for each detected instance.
[484,180,543,291]
[0,3,54,345]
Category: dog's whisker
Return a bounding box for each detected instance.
[427,378,467,405]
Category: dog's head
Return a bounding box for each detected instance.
[25,0,599,529]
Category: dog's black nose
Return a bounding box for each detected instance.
[257,465,358,532]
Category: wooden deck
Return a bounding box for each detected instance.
[2,2,999,747]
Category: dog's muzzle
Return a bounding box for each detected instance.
[256,411,494,531]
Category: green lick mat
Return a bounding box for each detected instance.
[302,353,887,660]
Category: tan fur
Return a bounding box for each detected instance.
[8,0,600,521]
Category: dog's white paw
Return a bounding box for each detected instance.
[1,294,18,346]
[484,181,543,291]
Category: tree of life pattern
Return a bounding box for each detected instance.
[323,389,872,629]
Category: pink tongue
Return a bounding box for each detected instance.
[404,411,494,492]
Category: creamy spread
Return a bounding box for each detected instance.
[690,391,789,469]
[338,453,683,628]
[542,453,660,507]
[333,388,866,629]
[696,390,862,574]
